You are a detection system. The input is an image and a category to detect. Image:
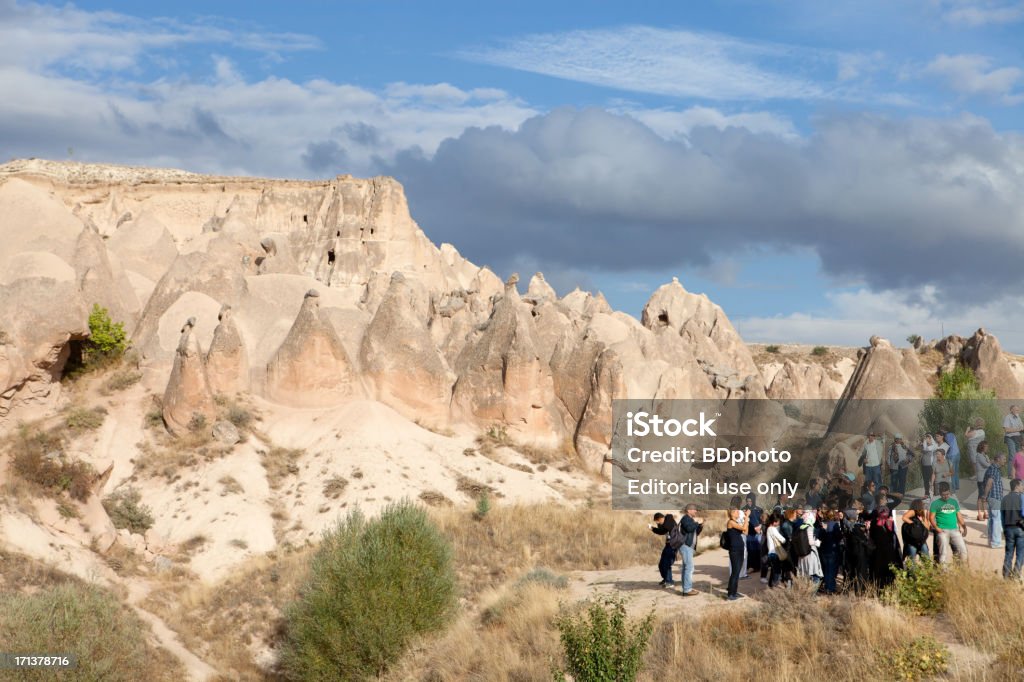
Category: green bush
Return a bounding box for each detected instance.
[0,582,167,681]
[280,500,457,680]
[920,365,1005,462]
[881,635,950,681]
[102,487,154,534]
[906,334,922,347]
[884,559,946,615]
[765,344,781,354]
[475,490,491,520]
[811,345,828,356]
[554,594,654,682]
[86,304,128,360]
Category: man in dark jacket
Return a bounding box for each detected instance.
[650,513,678,586]
[1001,479,1024,579]
[677,504,705,595]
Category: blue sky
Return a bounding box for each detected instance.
[2,0,1024,348]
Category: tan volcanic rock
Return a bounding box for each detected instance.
[265,290,363,407]
[105,211,179,282]
[961,328,1024,399]
[452,275,561,441]
[360,273,455,424]
[641,278,762,393]
[205,304,249,395]
[162,317,217,436]
[826,336,932,453]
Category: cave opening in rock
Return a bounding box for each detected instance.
[327,249,336,265]
[59,338,88,381]
[657,312,670,327]
[303,214,308,224]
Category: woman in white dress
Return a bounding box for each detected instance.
[796,509,823,583]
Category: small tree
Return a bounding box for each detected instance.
[86,304,128,363]
[907,334,922,347]
[554,594,654,682]
[280,500,457,680]
[102,487,155,534]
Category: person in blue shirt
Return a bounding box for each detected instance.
[942,426,961,494]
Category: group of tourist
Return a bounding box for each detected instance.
[649,406,1024,598]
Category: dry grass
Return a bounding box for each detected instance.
[142,546,316,680]
[385,581,564,681]
[0,549,182,680]
[430,503,658,596]
[261,446,303,490]
[100,368,143,394]
[639,594,915,682]
[942,564,1024,675]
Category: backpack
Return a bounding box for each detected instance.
[791,525,812,558]
[719,530,730,550]
[667,522,685,550]
[906,514,929,546]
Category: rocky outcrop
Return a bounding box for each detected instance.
[452,275,561,441]
[961,328,1024,399]
[205,304,249,395]
[360,273,455,424]
[825,336,932,471]
[641,278,763,396]
[162,318,217,436]
[265,290,363,407]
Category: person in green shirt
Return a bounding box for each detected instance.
[929,482,968,564]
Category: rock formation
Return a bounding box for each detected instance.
[162,318,217,436]
[265,290,363,407]
[6,159,1024,474]
[961,328,1024,399]
[360,273,455,424]
[452,275,562,442]
[205,304,249,395]
[641,277,763,395]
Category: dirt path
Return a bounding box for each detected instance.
[124,580,219,681]
[569,546,767,617]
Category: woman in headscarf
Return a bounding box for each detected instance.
[868,505,903,588]
[796,508,823,583]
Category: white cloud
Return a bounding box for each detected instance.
[621,105,799,140]
[459,26,858,102]
[937,0,1024,26]
[0,0,320,72]
[737,286,1024,351]
[925,53,1024,102]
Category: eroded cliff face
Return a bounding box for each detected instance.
[3,159,1020,473]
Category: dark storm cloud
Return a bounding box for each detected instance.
[380,107,1024,303]
[302,140,348,175]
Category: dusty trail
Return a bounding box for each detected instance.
[124,579,219,682]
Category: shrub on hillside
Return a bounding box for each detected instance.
[811,345,828,356]
[765,344,781,354]
[65,406,107,432]
[881,635,950,681]
[11,426,96,501]
[884,558,946,615]
[554,594,654,682]
[280,500,457,680]
[102,487,155,534]
[0,582,167,681]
